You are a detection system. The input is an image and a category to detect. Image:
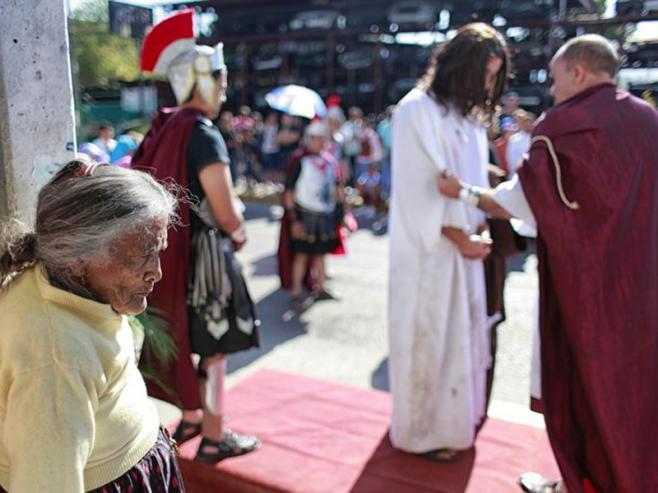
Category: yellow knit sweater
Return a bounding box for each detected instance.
[0,266,160,492]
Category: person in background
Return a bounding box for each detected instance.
[110,133,140,167]
[277,113,302,169]
[0,160,183,492]
[251,110,264,173]
[494,117,516,173]
[132,10,260,463]
[388,22,509,463]
[79,141,109,164]
[233,106,261,185]
[339,106,366,185]
[233,105,255,132]
[219,110,240,183]
[260,112,281,182]
[92,121,117,157]
[282,121,345,310]
[500,91,520,121]
[356,162,383,218]
[505,109,536,175]
[376,105,395,198]
[326,105,348,180]
[354,115,383,186]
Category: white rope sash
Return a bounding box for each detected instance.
[530,135,580,210]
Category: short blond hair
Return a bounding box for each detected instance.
[513,108,536,121]
[554,34,619,77]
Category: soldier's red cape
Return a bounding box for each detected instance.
[133,107,205,410]
[518,83,658,493]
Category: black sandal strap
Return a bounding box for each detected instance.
[195,430,261,462]
[172,420,202,443]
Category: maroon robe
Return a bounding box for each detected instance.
[518,84,658,492]
[278,148,312,290]
[132,107,205,410]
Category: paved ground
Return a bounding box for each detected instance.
[157,201,542,426]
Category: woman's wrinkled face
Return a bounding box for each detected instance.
[84,218,168,315]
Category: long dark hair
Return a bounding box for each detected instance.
[418,23,511,119]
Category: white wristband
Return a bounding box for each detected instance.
[458,186,481,207]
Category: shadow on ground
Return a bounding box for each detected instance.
[227,286,308,374]
[508,239,536,273]
[244,201,281,223]
[371,357,390,391]
[349,433,476,493]
[250,253,278,277]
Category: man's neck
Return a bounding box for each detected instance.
[564,77,615,105]
[582,75,615,93]
[180,101,209,118]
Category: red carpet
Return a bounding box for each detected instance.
[176,369,560,493]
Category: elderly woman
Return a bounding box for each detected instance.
[0,160,184,492]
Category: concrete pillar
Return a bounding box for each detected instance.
[0,0,76,223]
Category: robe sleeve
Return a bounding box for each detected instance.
[491,172,537,237]
[391,93,469,251]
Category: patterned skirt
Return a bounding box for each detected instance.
[89,427,185,493]
[0,428,184,493]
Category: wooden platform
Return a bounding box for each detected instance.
[176,369,559,493]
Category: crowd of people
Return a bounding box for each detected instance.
[1,8,657,493]
[80,122,143,168]
[82,106,395,215]
[212,102,393,199]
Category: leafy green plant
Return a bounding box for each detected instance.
[130,308,178,394]
[69,0,140,88]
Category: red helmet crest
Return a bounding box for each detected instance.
[140,9,196,75]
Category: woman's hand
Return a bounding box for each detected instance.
[436,170,463,198]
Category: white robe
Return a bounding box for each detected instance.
[388,88,491,452]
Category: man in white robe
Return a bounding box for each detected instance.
[388,23,511,459]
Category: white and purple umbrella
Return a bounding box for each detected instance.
[265,84,327,120]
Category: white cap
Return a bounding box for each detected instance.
[304,120,327,138]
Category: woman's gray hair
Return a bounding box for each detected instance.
[0,159,179,290]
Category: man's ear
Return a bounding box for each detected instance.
[572,63,588,85]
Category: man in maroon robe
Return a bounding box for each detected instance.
[437,34,658,493]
